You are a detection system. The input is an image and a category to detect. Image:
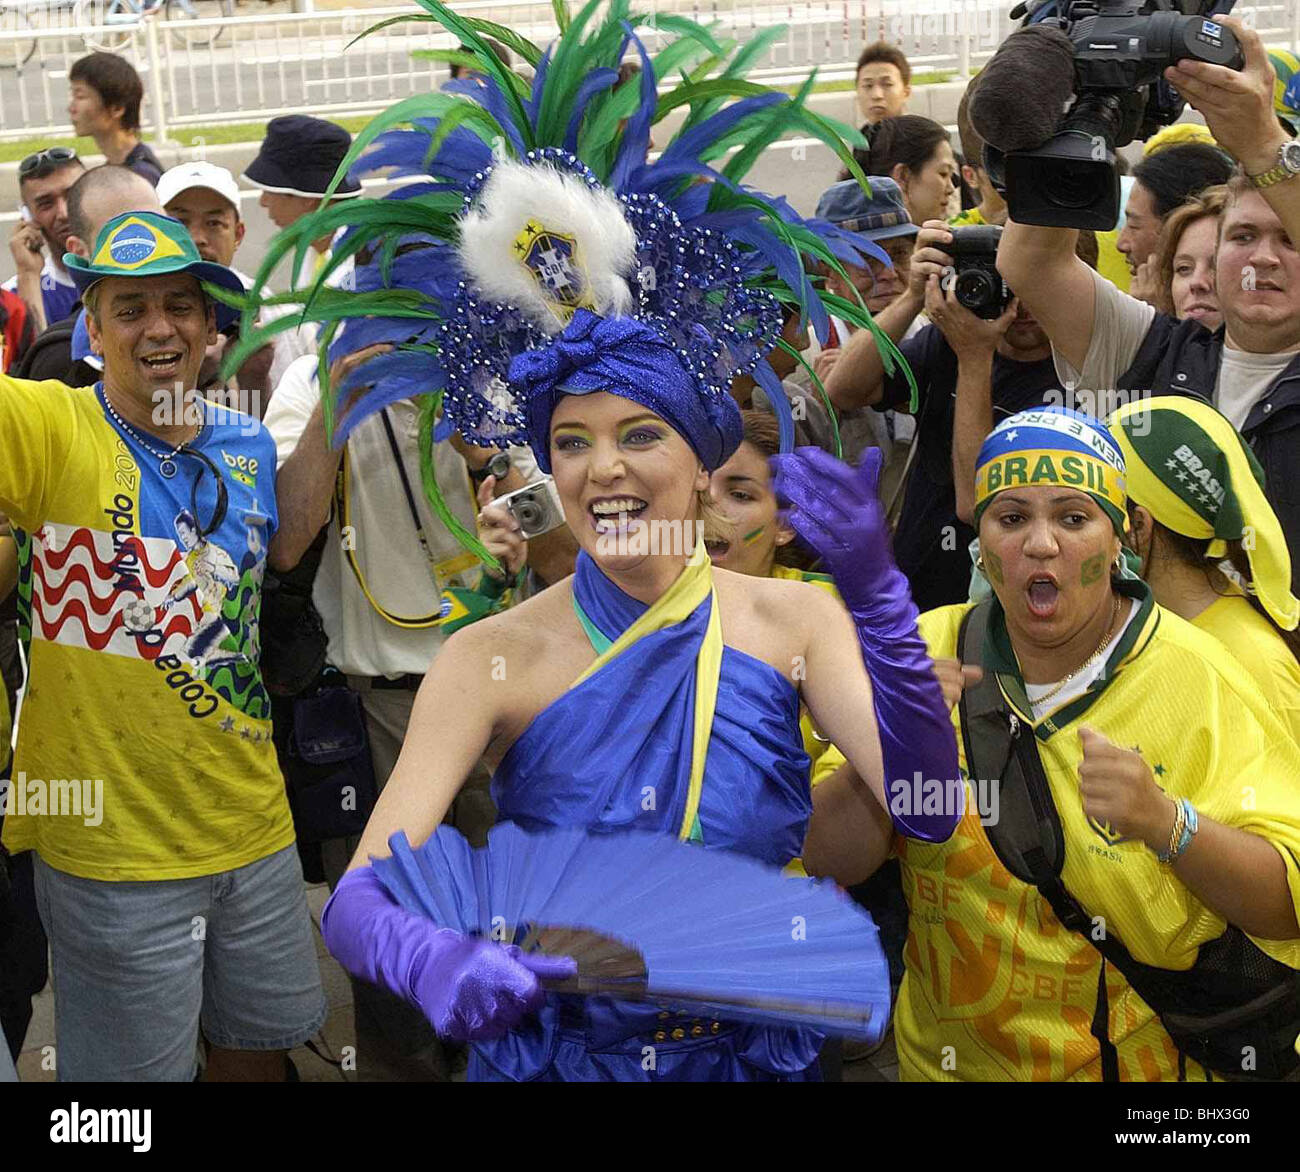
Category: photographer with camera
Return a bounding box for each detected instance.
[824,219,1096,611]
[995,15,1300,587]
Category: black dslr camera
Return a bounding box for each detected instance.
[986,0,1243,229]
[948,225,1011,319]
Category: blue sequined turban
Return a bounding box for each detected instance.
[509,309,744,474]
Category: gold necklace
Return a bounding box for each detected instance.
[1029,593,1124,707]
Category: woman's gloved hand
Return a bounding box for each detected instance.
[322,865,576,1042]
[771,446,963,842]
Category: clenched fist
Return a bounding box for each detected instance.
[1077,727,1176,850]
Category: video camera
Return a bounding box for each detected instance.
[984,0,1243,229]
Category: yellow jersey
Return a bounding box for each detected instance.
[895,589,1300,1081]
[1194,593,1300,745]
[0,375,294,880]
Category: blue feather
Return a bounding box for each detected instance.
[654,92,787,173]
[443,77,526,158]
[608,27,656,192]
[728,221,828,343]
[333,352,448,444]
[563,66,620,153]
[525,44,553,124]
[751,358,795,453]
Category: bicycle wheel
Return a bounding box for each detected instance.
[165,0,230,49]
[77,0,137,54]
[0,5,39,68]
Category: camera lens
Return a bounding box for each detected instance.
[954,269,996,312]
[514,500,542,532]
[1044,160,1112,211]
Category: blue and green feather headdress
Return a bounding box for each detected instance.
[221,0,916,563]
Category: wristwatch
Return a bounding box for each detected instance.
[1246,138,1300,189]
[468,450,512,485]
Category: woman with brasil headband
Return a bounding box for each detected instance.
[1109,395,1300,742]
[320,311,962,1082]
[815,405,1300,1082]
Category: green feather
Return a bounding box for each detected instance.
[418,394,501,570]
[776,338,842,460]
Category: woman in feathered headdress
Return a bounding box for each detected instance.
[236,0,962,1081]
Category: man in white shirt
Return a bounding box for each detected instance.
[997,19,1300,589]
[264,349,574,1079]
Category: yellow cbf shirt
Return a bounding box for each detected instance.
[0,376,294,881]
[895,593,1300,1082]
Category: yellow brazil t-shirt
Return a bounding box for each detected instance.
[894,591,1300,1082]
[0,375,294,880]
[1194,593,1300,745]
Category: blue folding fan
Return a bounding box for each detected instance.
[371,821,891,1043]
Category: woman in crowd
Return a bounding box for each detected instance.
[1148,186,1227,330]
[320,311,961,1082]
[852,114,959,229]
[1120,142,1232,298]
[1109,395,1300,741]
[803,405,1300,1082]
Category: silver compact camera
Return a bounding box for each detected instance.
[498,476,566,539]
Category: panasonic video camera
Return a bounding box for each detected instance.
[985,0,1244,228]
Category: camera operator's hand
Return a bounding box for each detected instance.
[477,475,526,580]
[1128,253,1162,309]
[907,220,956,305]
[925,277,1017,357]
[1165,16,1286,175]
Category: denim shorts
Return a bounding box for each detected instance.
[34,844,326,1081]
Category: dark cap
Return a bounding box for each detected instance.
[242,115,362,199]
[815,177,917,242]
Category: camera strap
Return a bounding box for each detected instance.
[334,409,476,629]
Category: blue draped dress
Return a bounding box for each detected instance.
[467,551,826,1081]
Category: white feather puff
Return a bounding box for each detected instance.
[457,159,637,334]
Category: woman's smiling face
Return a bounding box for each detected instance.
[549,391,709,573]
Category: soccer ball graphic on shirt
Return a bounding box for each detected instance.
[119,595,157,633]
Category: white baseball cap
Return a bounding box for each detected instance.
[157,161,243,216]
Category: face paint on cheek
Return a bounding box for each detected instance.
[742,525,766,546]
[984,549,1004,585]
[1080,552,1105,586]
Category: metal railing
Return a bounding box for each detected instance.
[1,0,1298,143]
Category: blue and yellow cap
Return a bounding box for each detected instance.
[64,211,245,330]
[973,406,1128,534]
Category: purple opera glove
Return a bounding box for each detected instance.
[320,865,577,1043]
[770,446,962,842]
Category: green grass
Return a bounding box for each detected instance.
[0,74,964,163]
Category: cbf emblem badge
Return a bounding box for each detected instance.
[514,218,591,321]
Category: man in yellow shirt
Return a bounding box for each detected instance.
[0,211,324,1080]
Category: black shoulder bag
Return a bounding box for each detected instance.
[957,599,1300,1082]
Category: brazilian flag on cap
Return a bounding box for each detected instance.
[64,210,246,330]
